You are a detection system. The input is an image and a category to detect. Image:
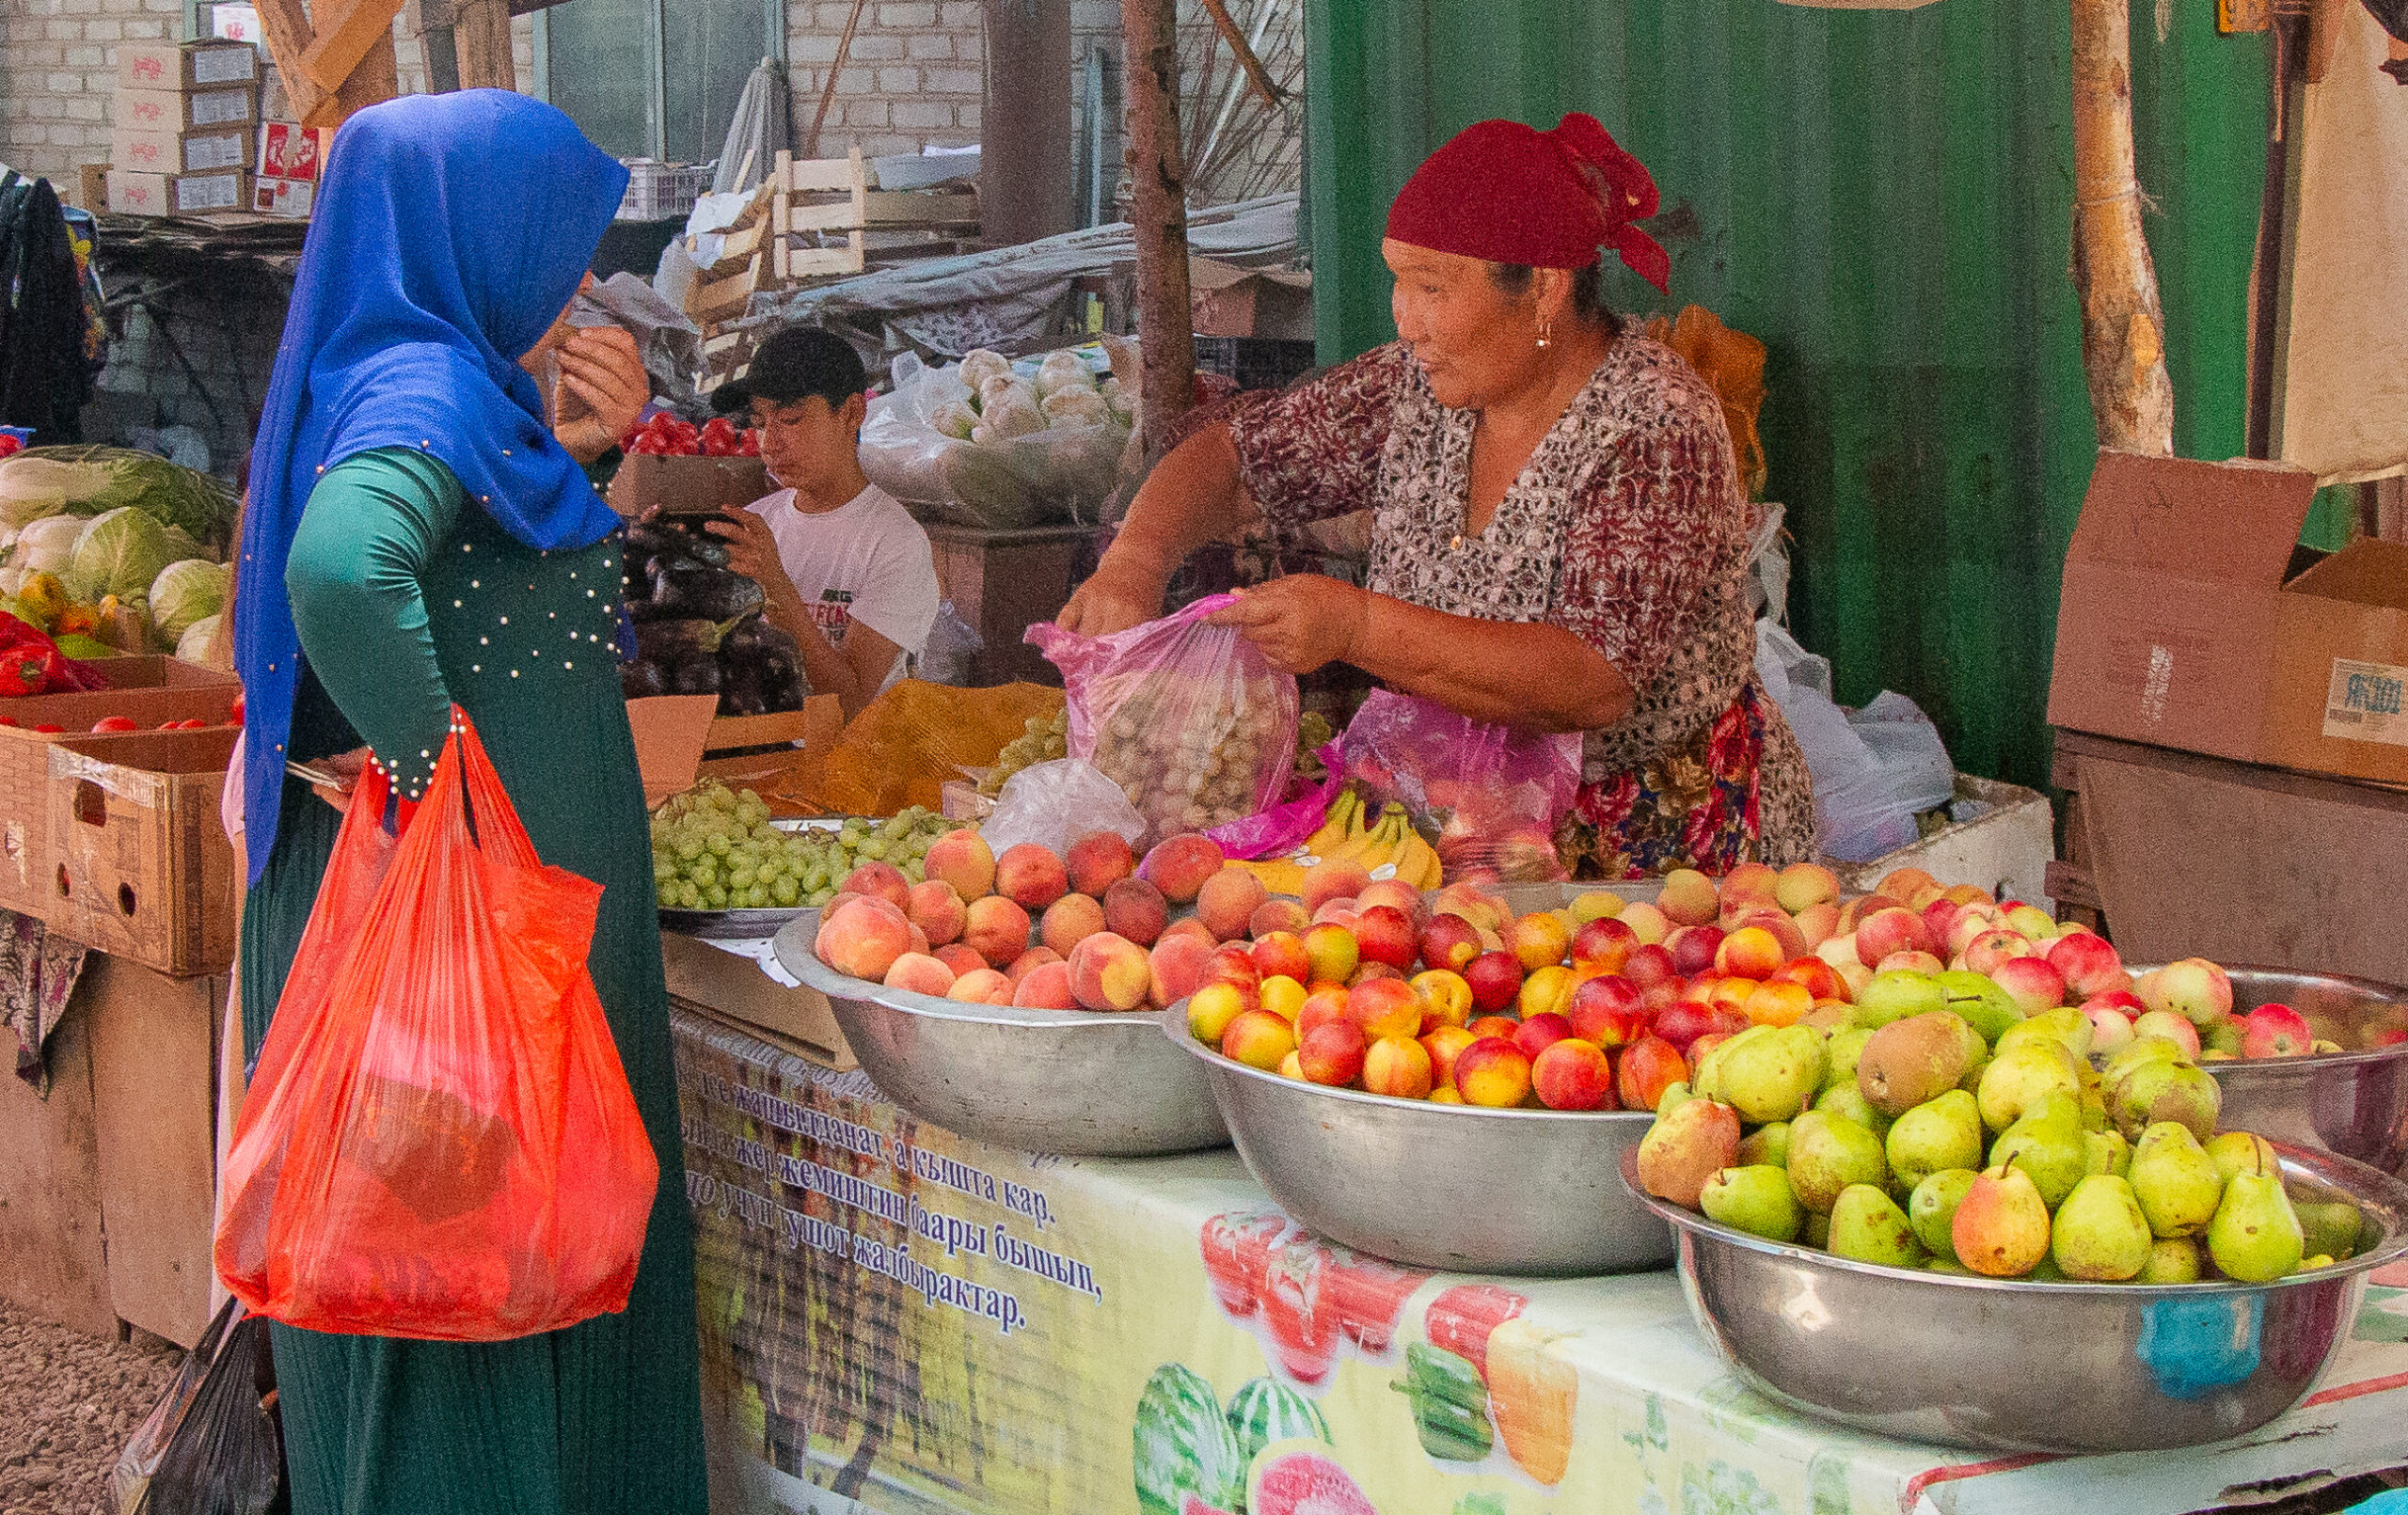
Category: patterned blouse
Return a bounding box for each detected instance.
[1222,335,1814,877]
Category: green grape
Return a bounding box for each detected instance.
[806,887,834,907]
[902,860,924,883]
[670,835,700,861]
[678,882,701,909]
[654,860,676,884]
[801,868,829,892]
[704,884,728,908]
[857,839,887,860]
[705,833,733,857]
[771,876,800,906]
[689,861,719,890]
[727,867,755,891]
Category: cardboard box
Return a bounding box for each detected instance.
[1189,256,1313,340]
[46,725,241,977]
[252,175,313,219]
[76,162,108,212]
[110,124,253,174]
[258,120,321,181]
[117,39,258,91]
[1830,773,2055,907]
[116,86,258,134]
[0,657,241,922]
[606,453,772,517]
[2049,450,2408,786]
[106,167,248,216]
[628,692,841,805]
[209,3,261,41]
[661,935,854,1068]
[259,65,290,122]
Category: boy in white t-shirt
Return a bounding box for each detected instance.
[701,326,938,718]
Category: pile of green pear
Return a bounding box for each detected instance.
[1635,1003,2375,1282]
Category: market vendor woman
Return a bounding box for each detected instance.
[1061,114,1812,876]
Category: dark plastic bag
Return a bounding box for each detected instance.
[105,1297,286,1515]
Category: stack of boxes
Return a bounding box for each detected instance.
[238,4,321,220]
[106,39,260,217]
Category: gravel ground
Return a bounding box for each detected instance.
[0,1300,180,1515]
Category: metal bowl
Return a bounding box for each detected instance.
[1165,1005,1671,1275]
[658,905,808,940]
[2156,966,2408,1174]
[770,911,1228,1158]
[1619,1141,2408,1453]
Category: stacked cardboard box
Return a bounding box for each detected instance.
[106,39,260,217]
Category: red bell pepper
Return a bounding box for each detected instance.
[0,648,45,697]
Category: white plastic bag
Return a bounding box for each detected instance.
[916,601,983,686]
[1755,620,1925,862]
[860,350,1132,529]
[979,759,1148,860]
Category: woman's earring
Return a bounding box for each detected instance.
[1536,317,1553,350]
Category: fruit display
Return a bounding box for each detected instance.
[619,413,760,457]
[1228,788,1444,895]
[977,704,1069,797]
[809,828,1244,1011]
[618,516,807,717]
[649,781,949,911]
[1086,662,1290,841]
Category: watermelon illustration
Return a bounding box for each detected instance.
[1181,1500,1237,1515]
[1226,1376,1333,1466]
[1135,1364,1246,1515]
[1247,1445,1377,1515]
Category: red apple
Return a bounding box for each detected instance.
[2242,1002,2314,1059]
[1464,950,1526,1015]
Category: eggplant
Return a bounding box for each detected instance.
[718,657,768,717]
[652,563,765,622]
[626,598,670,623]
[637,617,720,665]
[619,660,667,699]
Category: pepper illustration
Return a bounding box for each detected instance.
[1485,1318,1576,1486]
[1390,1343,1493,1462]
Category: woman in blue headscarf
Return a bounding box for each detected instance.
[231,90,705,1513]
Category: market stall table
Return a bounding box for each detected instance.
[668,939,2408,1515]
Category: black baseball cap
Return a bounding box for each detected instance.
[711,324,868,414]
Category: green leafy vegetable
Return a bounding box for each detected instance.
[0,446,236,545]
[150,558,229,642]
[63,507,175,605]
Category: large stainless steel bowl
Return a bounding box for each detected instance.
[1166,1006,1671,1275]
[2163,966,2408,1174]
[771,912,1228,1158]
[1620,1141,2408,1453]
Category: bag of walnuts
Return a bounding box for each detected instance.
[1026,593,1300,846]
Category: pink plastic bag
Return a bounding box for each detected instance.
[1339,690,1583,883]
[1206,743,1341,860]
[1026,594,1301,846]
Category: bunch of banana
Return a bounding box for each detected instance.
[1228,790,1444,894]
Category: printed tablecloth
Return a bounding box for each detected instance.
[673,1008,2408,1515]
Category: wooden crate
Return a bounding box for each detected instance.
[0,659,241,923]
[46,725,241,977]
[0,994,113,1335]
[2051,729,2408,986]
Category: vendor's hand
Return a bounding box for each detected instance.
[1204,576,1368,676]
[551,326,648,465]
[700,507,786,594]
[311,746,371,814]
[1056,558,1165,637]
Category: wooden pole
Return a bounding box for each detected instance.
[981,0,1075,247]
[803,0,868,160]
[1119,0,1196,464]
[2070,0,2177,455]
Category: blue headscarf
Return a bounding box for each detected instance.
[233,90,629,884]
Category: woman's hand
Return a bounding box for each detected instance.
[551,326,648,464]
[1204,576,1369,675]
[699,508,788,597]
[311,746,372,813]
[1055,556,1167,637]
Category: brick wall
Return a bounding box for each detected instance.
[0,4,535,199]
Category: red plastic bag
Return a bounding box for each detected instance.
[1339,690,1583,884]
[1025,593,1300,846]
[215,707,658,1341]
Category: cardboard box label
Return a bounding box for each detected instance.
[190,87,253,126]
[260,121,319,181]
[210,3,261,41]
[183,130,246,170]
[2323,658,2408,746]
[171,171,244,213]
[252,176,312,218]
[191,44,254,85]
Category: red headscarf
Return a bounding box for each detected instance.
[1385,113,1671,294]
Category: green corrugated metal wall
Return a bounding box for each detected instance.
[1302,0,2269,790]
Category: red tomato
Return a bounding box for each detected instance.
[1424,1284,1527,1381]
[230,694,246,725]
[33,723,63,734]
[1258,1239,1341,1384]
[92,716,139,734]
[1197,1210,1291,1320]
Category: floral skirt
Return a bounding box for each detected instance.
[1556,680,1814,880]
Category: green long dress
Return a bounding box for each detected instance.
[239,448,707,1514]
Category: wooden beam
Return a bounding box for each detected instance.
[803,0,869,159]
[254,0,338,124]
[300,0,407,93]
[2070,0,2175,454]
[1196,0,1283,109]
[453,0,511,89]
[1119,0,1196,463]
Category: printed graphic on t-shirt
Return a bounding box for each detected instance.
[812,589,854,646]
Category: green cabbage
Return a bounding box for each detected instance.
[176,613,219,664]
[63,506,175,605]
[0,446,236,546]
[150,559,229,642]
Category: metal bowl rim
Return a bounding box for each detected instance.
[1161,1003,1655,1126]
[2125,962,2408,1072]
[1614,1141,2408,1297]
[770,911,1159,1033]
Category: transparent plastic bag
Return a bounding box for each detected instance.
[1753,619,1934,861]
[1025,593,1301,847]
[1339,689,1582,883]
[859,351,1131,529]
[979,757,1148,859]
[916,600,983,686]
[215,708,658,1341]
[104,1298,283,1515]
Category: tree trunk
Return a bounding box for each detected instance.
[2071,0,2177,454]
[1119,0,1195,464]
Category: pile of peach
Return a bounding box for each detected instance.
[812,826,1292,1012]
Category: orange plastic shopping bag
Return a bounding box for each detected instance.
[215,707,658,1340]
